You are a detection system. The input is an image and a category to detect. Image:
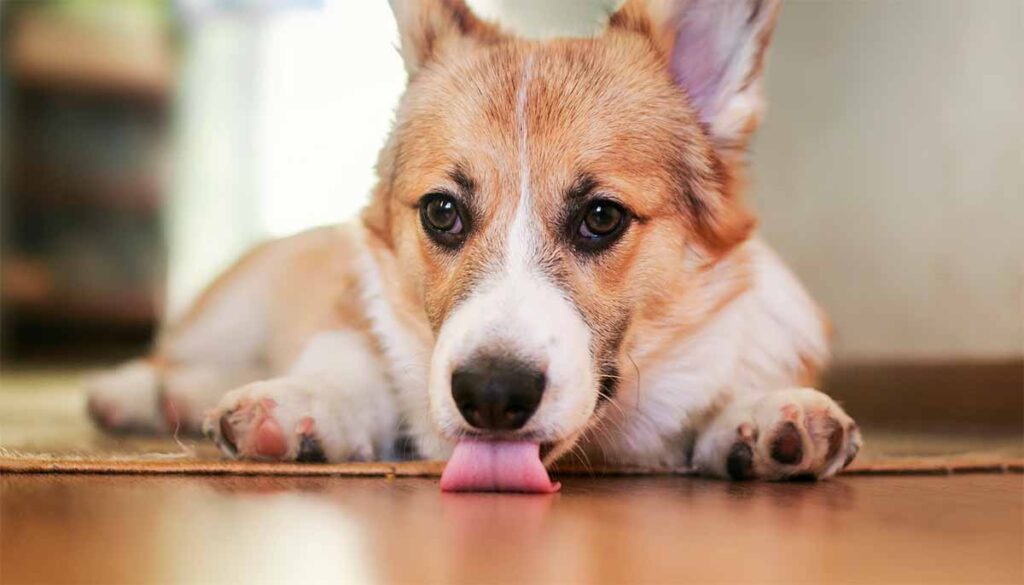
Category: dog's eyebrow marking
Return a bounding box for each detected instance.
[565,173,598,202]
[449,165,476,195]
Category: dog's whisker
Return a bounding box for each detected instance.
[625,352,642,409]
[594,407,629,444]
[569,441,594,475]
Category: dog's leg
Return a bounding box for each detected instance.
[691,388,861,480]
[158,365,268,435]
[85,360,164,433]
[87,242,277,434]
[203,330,399,462]
[86,361,266,435]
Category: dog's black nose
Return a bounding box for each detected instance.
[451,358,545,431]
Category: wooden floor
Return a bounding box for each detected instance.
[2,368,1022,584]
[2,473,1021,584]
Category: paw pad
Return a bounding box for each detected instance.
[254,417,288,458]
[297,435,327,463]
[293,417,326,462]
[726,442,754,480]
[769,421,804,465]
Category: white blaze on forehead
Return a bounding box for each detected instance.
[427,52,598,441]
[507,54,535,272]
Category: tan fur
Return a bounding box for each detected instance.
[157,240,276,360]
[92,0,856,478]
[264,228,375,370]
[160,0,772,415]
[149,226,378,373]
[363,5,762,395]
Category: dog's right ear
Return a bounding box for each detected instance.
[389,0,506,76]
[608,0,781,156]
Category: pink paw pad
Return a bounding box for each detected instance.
[216,397,291,460]
[253,416,287,458]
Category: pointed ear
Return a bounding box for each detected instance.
[389,0,506,76]
[609,0,781,153]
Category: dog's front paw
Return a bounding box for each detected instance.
[693,388,861,480]
[202,378,374,463]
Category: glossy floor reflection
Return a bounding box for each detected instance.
[2,474,1021,584]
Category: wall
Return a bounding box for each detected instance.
[751,0,1023,361]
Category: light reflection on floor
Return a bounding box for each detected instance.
[2,474,1021,584]
[155,486,371,584]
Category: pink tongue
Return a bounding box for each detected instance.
[441,439,560,493]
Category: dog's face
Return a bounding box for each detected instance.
[370,0,778,457]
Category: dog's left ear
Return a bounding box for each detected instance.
[609,0,781,155]
[389,0,506,76]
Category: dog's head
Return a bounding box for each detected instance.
[367,0,779,464]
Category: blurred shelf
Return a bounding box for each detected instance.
[2,258,157,327]
[1,3,170,358]
[13,166,162,215]
[5,7,174,104]
[3,290,157,328]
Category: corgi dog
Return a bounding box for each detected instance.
[87,0,860,491]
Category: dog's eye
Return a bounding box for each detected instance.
[424,196,461,232]
[581,202,623,236]
[575,200,628,252]
[419,193,467,247]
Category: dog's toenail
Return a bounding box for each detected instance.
[297,435,327,463]
[770,422,803,465]
[219,414,237,455]
[843,442,860,469]
[726,442,754,480]
[825,419,844,461]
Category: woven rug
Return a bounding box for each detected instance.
[2,370,1021,477]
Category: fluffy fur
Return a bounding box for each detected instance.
[87,0,860,480]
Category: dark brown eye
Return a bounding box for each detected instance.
[424,197,460,232]
[420,193,466,248]
[571,199,630,253]
[577,199,627,247]
[581,201,624,237]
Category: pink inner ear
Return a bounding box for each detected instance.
[673,30,732,124]
[668,0,770,126]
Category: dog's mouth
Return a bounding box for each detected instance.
[438,375,613,493]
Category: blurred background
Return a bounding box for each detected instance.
[1,0,1021,428]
